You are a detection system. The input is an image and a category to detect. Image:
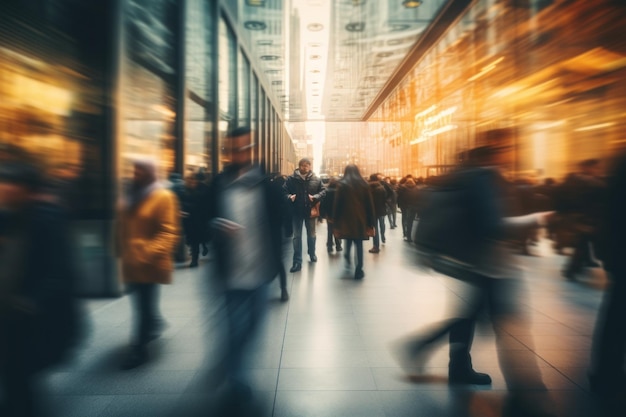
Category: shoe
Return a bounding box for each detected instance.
[201,245,209,256]
[289,263,301,272]
[354,269,364,279]
[281,289,290,302]
[369,247,380,253]
[327,246,334,253]
[382,237,386,243]
[448,369,492,385]
[310,254,317,262]
[189,261,199,268]
[344,253,351,265]
[121,346,148,370]
[391,339,434,375]
[336,246,343,252]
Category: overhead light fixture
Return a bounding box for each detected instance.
[390,23,410,31]
[244,21,267,30]
[402,0,423,7]
[246,0,266,6]
[260,55,280,61]
[307,23,324,31]
[346,22,365,32]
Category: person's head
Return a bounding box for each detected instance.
[467,145,512,168]
[132,158,158,188]
[580,158,600,176]
[369,173,379,182]
[0,160,42,211]
[225,126,254,169]
[298,158,312,175]
[342,164,365,184]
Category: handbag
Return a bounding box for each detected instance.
[310,201,320,218]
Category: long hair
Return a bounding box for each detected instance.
[341,164,367,188]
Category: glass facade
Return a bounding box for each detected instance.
[119,0,178,181]
[370,0,626,180]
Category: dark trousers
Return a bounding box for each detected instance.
[326,222,341,250]
[372,216,386,248]
[223,285,268,385]
[401,209,416,241]
[128,283,162,346]
[1,318,37,417]
[565,233,596,275]
[387,203,397,228]
[344,239,364,271]
[590,271,626,385]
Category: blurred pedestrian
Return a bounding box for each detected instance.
[118,158,180,369]
[394,144,556,417]
[205,126,284,413]
[0,159,82,417]
[368,173,387,253]
[331,164,375,280]
[320,176,342,253]
[589,151,626,413]
[284,158,326,272]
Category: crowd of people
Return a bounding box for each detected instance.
[2,128,625,416]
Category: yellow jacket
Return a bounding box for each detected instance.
[118,188,180,284]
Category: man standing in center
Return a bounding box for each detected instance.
[284,158,326,273]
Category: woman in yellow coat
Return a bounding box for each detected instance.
[118,159,180,369]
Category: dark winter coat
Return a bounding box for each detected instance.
[331,180,375,240]
[369,181,387,218]
[283,169,326,218]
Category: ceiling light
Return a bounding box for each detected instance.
[346,22,365,32]
[310,55,321,60]
[307,23,324,31]
[390,23,410,31]
[257,39,273,45]
[265,69,281,74]
[377,51,393,58]
[402,0,423,7]
[272,80,282,85]
[260,55,280,61]
[244,21,267,30]
[246,0,266,5]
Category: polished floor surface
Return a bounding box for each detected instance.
[39,219,617,416]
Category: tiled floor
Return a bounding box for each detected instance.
[39,219,619,416]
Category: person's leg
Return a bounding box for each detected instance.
[326,222,334,252]
[278,262,289,301]
[355,239,364,278]
[448,318,491,384]
[564,234,586,279]
[401,208,409,238]
[488,278,555,416]
[344,239,353,264]
[190,241,200,267]
[136,283,163,345]
[305,217,317,261]
[589,273,626,392]
[379,215,386,243]
[291,216,304,270]
[370,221,380,251]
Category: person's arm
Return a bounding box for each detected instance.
[143,191,180,260]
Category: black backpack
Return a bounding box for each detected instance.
[414,168,501,281]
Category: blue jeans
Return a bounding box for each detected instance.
[292,215,317,263]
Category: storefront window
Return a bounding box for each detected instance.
[120,0,177,180]
[185,0,215,174]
